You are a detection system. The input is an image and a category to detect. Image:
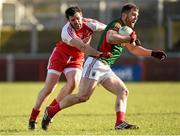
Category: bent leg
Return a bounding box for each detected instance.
[29,72,60,130]
[41,77,98,130]
[59,77,98,109]
[34,72,60,110]
[101,74,128,112]
[101,74,128,125]
[56,69,82,102]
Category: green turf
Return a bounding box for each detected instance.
[0,82,180,135]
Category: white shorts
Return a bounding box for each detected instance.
[82,57,116,83]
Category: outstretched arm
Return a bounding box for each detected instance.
[126,44,152,56]
[126,43,167,60]
[70,38,101,57]
[70,38,112,59]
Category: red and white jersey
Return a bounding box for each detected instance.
[61,18,106,45]
[55,18,106,63]
[48,18,106,72]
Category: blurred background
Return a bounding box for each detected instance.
[0,0,179,82]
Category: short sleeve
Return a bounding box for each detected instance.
[84,18,106,31]
[61,23,78,44]
[109,22,121,32]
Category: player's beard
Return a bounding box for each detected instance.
[125,18,135,28]
[71,23,82,31]
[130,22,135,28]
[130,19,136,28]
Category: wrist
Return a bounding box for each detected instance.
[151,50,154,56]
[130,31,137,44]
[130,37,134,44]
[151,50,157,57]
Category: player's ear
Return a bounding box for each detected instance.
[121,13,127,20]
[80,12,83,17]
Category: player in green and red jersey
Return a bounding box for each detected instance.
[41,3,167,130]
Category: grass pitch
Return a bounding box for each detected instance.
[0,82,180,135]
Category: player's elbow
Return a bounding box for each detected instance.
[106,32,116,44]
[107,36,118,44]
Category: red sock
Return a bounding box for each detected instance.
[116,111,125,125]
[48,104,61,118]
[29,108,40,121]
[49,98,58,106]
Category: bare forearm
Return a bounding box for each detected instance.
[84,46,100,57]
[70,39,85,52]
[110,34,130,44]
[107,30,131,44]
[127,44,167,60]
[70,38,100,57]
[129,45,152,56]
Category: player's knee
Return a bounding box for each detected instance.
[43,83,57,93]
[67,83,75,91]
[122,89,129,97]
[118,89,129,97]
[78,94,90,102]
[40,87,53,96]
[67,80,79,91]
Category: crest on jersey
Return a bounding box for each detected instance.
[78,33,83,38]
[92,71,96,77]
[113,22,121,32]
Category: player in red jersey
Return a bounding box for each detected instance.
[41,3,167,130]
[28,6,107,129]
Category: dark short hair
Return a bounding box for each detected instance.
[121,3,139,15]
[65,6,82,19]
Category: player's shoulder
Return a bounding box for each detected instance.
[83,18,98,23]
[110,19,122,26]
[62,22,74,34]
[62,22,71,30]
[82,18,100,30]
[108,19,122,32]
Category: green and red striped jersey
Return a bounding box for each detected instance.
[97,18,126,66]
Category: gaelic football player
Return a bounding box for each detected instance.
[28,6,109,129]
[41,3,167,130]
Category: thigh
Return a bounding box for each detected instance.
[64,68,82,84]
[82,57,110,83]
[101,73,127,95]
[78,77,98,97]
[44,72,60,89]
